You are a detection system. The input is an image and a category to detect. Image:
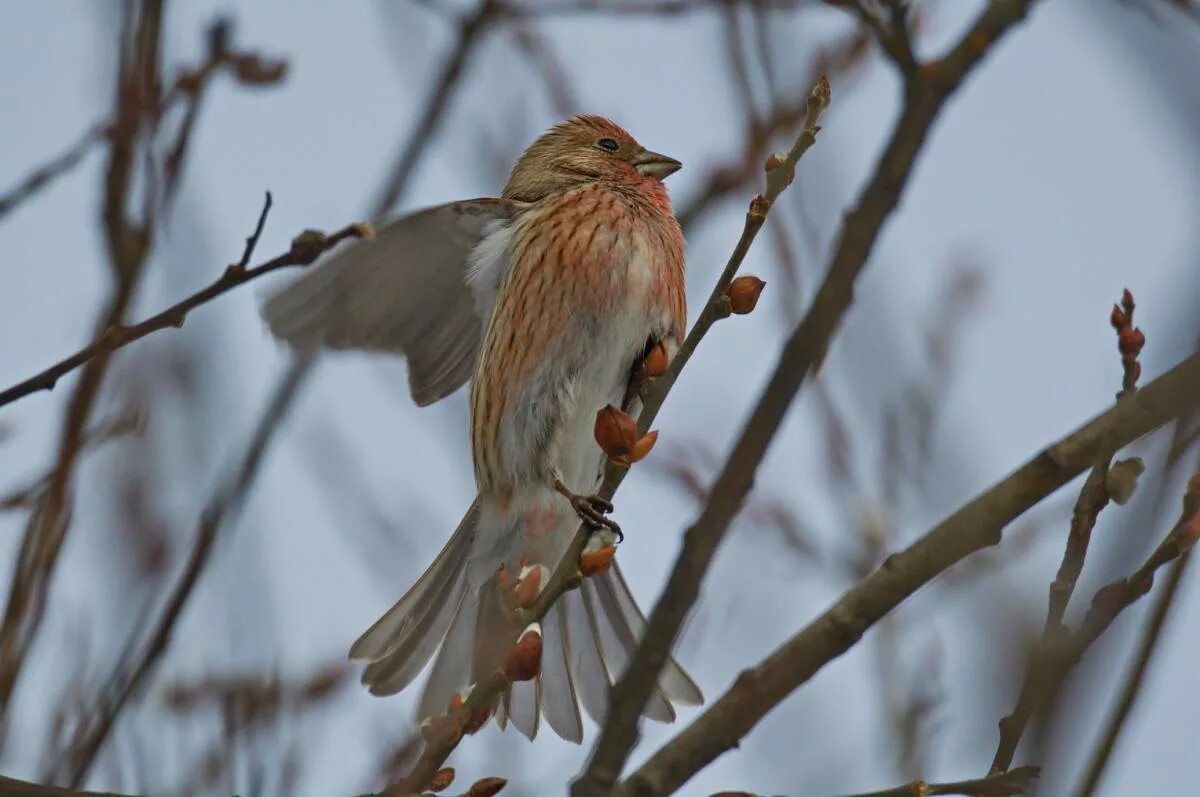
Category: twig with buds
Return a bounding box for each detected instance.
[378,73,830,797]
[0,195,371,410]
[989,290,1148,775]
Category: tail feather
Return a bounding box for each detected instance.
[539,601,585,742]
[350,496,704,742]
[586,574,675,722]
[350,502,478,664]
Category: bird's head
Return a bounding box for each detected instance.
[502,115,681,202]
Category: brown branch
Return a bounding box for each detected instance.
[0,413,143,512]
[0,0,168,741]
[989,290,1147,774]
[620,349,1200,797]
[0,196,370,410]
[1074,552,1190,797]
[377,69,832,797]
[0,775,147,797]
[837,766,1041,797]
[574,76,832,797]
[371,0,500,219]
[576,4,1044,794]
[0,123,108,223]
[46,357,312,787]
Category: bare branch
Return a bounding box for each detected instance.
[47,358,312,786]
[576,3,1044,793]
[989,290,1148,774]
[838,766,1041,797]
[0,196,370,410]
[621,348,1200,797]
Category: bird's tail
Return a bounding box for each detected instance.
[349,495,704,743]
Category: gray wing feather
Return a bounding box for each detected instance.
[261,199,521,406]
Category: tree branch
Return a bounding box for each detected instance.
[837,766,1041,797]
[47,358,312,787]
[1073,552,1191,797]
[988,290,1147,774]
[617,348,1199,797]
[576,3,1044,794]
[0,196,369,410]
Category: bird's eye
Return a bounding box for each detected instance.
[597,138,620,152]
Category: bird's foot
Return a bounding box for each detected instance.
[554,479,623,542]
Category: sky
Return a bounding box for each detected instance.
[2,1,1200,795]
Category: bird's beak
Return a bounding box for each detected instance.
[633,149,682,181]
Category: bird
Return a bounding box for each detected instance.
[261,115,703,742]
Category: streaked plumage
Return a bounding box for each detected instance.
[262,115,701,742]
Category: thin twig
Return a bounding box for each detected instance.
[0,195,369,409]
[619,349,1200,797]
[48,358,312,787]
[0,123,108,223]
[838,766,1041,797]
[1073,552,1191,797]
[380,70,833,797]
[579,3,1043,793]
[989,291,1146,774]
[371,0,500,218]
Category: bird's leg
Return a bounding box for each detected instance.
[553,478,623,542]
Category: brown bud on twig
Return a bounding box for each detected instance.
[515,564,549,608]
[580,545,616,578]
[640,341,670,379]
[1110,304,1127,331]
[468,777,507,797]
[1118,327,1146,357]
[594,405,657,466]
[430,767,455,791]
[503,624,542,682]
[727,276,766,315]
[1105,457,1145,506]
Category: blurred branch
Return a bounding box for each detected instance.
[0,14,290,745]
[838,766,1041,797]
[623,347,1200,796]
[676,26,869,232]
[371,0,501,218]
[0,0,168,740]
[0,17,284,226]
[0,195,370,410]
[47,359,312,787]
[993,468,1200,780]
[1074,553,1191,797]
[0,775,145,797]
[578,3,1044,793]
[0,123,107,224]
[0,413,142,512]
[988,290,1147,774]
[376,72,831,797]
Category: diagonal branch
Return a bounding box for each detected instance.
[47,357,312,787]
[838,765,1041,797]
[622,348,1200,797]
[0,196,369,410]
[376,73,831,797]
[578,3,1045,793]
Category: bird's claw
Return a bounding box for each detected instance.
[555,481,623,542]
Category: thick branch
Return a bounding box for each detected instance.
[619,351,1199,797]
[838,766,1041,797]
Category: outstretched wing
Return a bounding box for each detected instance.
[261,198,521,406]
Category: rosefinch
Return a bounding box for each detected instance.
[262,116,702,741]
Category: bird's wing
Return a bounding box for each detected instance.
[261,198,521,406]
